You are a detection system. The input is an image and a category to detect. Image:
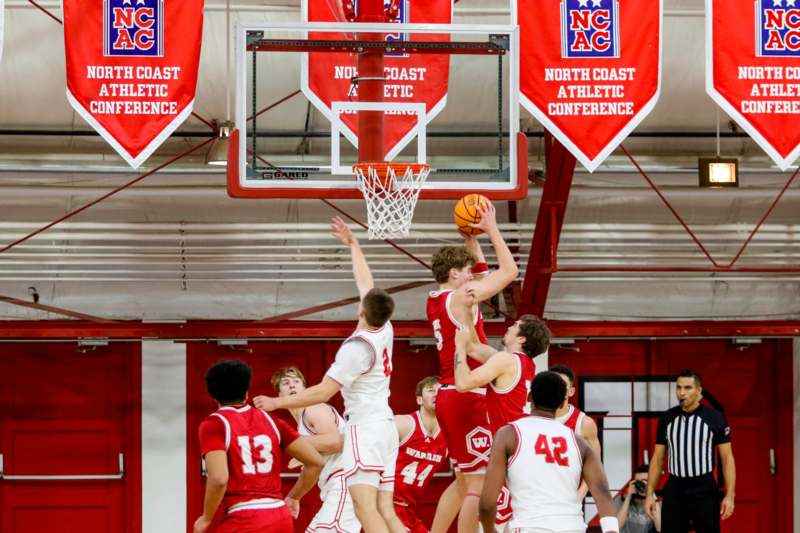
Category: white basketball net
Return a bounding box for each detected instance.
[354,163,431,240]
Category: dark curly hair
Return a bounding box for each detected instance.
[530,371,568,411]
[431,246,476,283]
[205,359,252,404]
[517,314,551,357]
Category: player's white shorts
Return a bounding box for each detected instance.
[341,419,398,491]
[307,475,360,533]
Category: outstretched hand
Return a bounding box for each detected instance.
[253,395,280,412]
[331,216,356,246]
[470,201,498,235]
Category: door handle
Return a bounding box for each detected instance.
[769,448,776,475]
[0,453,124,481]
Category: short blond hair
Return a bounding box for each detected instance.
[415,375,440,396]
[271,366,306,393]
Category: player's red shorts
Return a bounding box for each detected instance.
[435,386,491,473]
[496,485,513,525]
[216,506,293,533]
[394,503,429,533]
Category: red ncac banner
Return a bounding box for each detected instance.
[63,0,203,168]
[707,0,800,169]
[302,0,452,160]
[517,0,662,171]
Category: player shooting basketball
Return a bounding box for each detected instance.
[426,199,519,533]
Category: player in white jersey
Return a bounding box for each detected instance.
[479,371,619,533]
[271,366,360,533]
[255,217,405,533]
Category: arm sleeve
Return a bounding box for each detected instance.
[275,417,301,450]
[199,417,227,456]
[713,412,731,446]
[655,413,668,445]
[326,339,374,388]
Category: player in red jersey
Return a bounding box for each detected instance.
[195,359,324,533]
[453,314,550,432]
[392,376,449,533]
[454,312,550,527]
[426,201,519,533]
[550,364,602,500]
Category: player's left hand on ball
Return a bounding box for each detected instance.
[720,494,735,520]
[471,201,497,234]
[461,232,479,245]
[192,516,211,533]
[285,497,300,519]
[253,395,279,412]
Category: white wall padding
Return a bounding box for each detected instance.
[142,341,187,533]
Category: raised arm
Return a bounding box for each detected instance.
[254,376,342,412]
[579,436,618,533]
[455,325,514,392]
[453,202,518,306]
[479,425,515,533]
[453,287,499,364]
[463,234,487,265]
[331,216,373,299]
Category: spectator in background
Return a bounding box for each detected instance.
[616,464,660,533]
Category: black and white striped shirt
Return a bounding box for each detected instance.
[656,404,730,478]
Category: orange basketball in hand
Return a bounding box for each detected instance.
[454,194,491,236]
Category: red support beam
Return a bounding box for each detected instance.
[356,0,387,164]
[518,133,576,318]
[0,319,799,339]
[0,295,117,323]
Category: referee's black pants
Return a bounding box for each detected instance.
[661,474,720,533]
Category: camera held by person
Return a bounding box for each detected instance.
[616,464,660,533]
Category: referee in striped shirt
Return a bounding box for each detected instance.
[644,369,736,533]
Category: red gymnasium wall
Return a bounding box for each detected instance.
[0,337,793,533]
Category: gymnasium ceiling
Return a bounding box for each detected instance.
[0,0,799,323]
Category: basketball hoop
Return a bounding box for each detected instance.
[353,162,431,240]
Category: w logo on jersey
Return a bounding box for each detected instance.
[756,0,800,56]
[560,0,620,58]
[103,0,164,57]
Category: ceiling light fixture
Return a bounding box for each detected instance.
[698,157,738,188]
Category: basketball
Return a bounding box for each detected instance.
[454,194,491,235]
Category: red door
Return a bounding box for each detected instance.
[552,338,794,533]
[186,338,443,532]
[0,342,141,533]
[186,340,335,532]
